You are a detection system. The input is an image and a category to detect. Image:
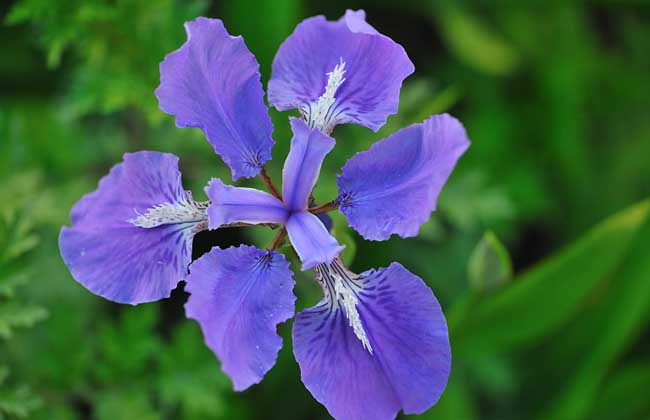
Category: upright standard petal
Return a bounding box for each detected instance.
[185,245,296,391]
[156,17,274,180]
[59,152,207,304]
[286,212,344,270]
[282,118,335,211]
[206,179,288,229]
[337,114,470,241]
[268,10,414,133]
[293,259,451,420]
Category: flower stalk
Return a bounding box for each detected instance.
[269,228,288,250]
[259,166,282,200]
[309,200,339,214]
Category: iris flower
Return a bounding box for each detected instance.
[59,10,470,420]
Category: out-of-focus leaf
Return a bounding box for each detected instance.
[0,366,41,419]
[453,199,650,355]
[0,171,50,419]
[0,302,48,340]
[540,211,650,420]
[157,323,234,420]
[416,369,477,420]
[336,228,357,267]
[224,0,301,74]
[464,353,517,399]
[2,234,39,264]
[587,362,650,420]
[331,212,357,266]
[417,217,446,242]
[439,171,517,229]
[468,230,512,293]
[0,385,41,419]
[6,0,209,120]
[94,388,159,420]
[0,273,29,298]
[412,85,462,124]
[94,305,162,383]
[433,4,519,76]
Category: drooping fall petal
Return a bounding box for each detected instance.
[156,17,275,180]
[269,10,414,133]
[337,114,470,241]
[185,245,296,391]
[59,151,206,304]
[293,260,451,420]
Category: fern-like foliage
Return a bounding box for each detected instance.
[6,0,208,121]
[0,172,51,418]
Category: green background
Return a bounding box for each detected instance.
[1,1,649,419]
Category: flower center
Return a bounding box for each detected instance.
[301,58,346,134]
[128,196,208,231]
[316,257,373,354]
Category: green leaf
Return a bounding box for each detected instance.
[94,305,161,383]
[3,234,40,263]
[157,323,233,420]
[412,85,462,123]
[332,222,357,267]
[0,385,41,419]
[467,230,512,293]
[438,171,517,230]
[452,199,650,355]
[94,388,159,420]
[587,362,650,420]
[0,302,48,340]
[0,366,7,384]
[540,209,650,420]
[433,4,520,76]
[415,369,477,420]
[224,0,300,73]
[0,367,41,419]
[6,0,209,120]
[0,273,29,298]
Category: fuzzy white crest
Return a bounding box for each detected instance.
[316,258,373,354]
[128,198,208,229]
[302,58,347,134]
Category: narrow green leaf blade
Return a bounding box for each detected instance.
[587,362,650,420]
[541,212,650,420]
[453,199,650,355]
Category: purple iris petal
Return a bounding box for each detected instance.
[282,118,335,211]
[206,178,288,229]
[293,260,451,420]
[286,212,344,270]
[156,17,274,180]
[337,114,470,241]
[343,9,378,34]
[185,245,296,391]
[59,151,205,304]
[268,9,414,133]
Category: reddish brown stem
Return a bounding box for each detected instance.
[309,200,339,215]
[268,228,288,250]
[259,166,282,200]
[223,222,279,229]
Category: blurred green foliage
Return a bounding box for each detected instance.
[467,230,512,294]
[0,173,49,418]
[1,0,649,419]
